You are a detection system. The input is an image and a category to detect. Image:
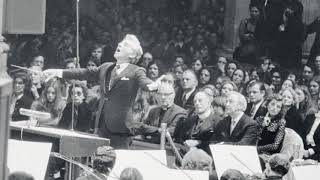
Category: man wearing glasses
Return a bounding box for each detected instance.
[139,83,187,143]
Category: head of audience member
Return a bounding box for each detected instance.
[8,171,34,180]
[200,44,209,59]
[212,96,227,119]
[182,69,198,92]
[90,43,104,62]
[160,72,176,87]
[302,65,315,81]
[231,68,246,87]
[260,57,271,72]
[29,66,43,87]
[279,88,298,108]
[248,3,261,22]
[120,167,143,180]
[264,153,290,178]
[220,169,245,180]
[181,149,213,174]
[12,72,31,96]
[194,91,213,116]
[174,55,185,67]
[220,81,238,97]
[225,91,247,117]
[202,84,219,98]
[226,61,237,78]
[191,58,203,74]
[308,77,320,97]
[69,81,87,106]
[217,56,227,73]
[173,64,188,82]
[93,146,116,175]
[249,68,261,81]
[315,55,320,73]
[30,55,45,70]
[199,67,213,86]
[40,79,63,107]
[287,72,297,82]
[114,34,143,64]
[86,56,100,70]
[215,76,230,91]
[247,81,266,104]
[270,68,283,87]
[147,60,164,81]
[295,85,313,111]
[157,83,175,110]
[266,94,283,118]
[139,52,153,68]
[64,58,76,69]
[281,79,295,90]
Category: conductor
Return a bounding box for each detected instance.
[43,34,160,149]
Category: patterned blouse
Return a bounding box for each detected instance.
[256,115,286,154]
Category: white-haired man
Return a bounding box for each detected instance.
[210,91,258,145]
[43,34,161,149]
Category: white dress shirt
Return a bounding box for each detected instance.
[230,112,244,134]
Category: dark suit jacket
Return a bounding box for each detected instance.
[285,106,304,138]
[244,101,268,120]
[63,63,152,135]
[11,93,34,121]
[174,87,197,112]
[210,113,259,146]
[140,104,187,143]
[303,114,320,161]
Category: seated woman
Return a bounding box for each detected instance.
[10,72,34,121]
[30,79,66,126]
[220,80,238,97]
[58,81,93,132]
[279,88,304,138]
[256,94,286,155]
[303,96,320,161]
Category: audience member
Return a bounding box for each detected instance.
[245,81,268,120]
[120,167,143,180]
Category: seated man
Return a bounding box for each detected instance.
[76,146,116,180]
[139,83,187,143]
[210,91,258,145]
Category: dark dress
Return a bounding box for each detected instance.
[58,102,93,132]
[256,115,286,154]
[11,94,34,121]
[284,105,304,138]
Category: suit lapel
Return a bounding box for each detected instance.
[101,63,116,94]
[162,105,174,124]
[109,64,132,90]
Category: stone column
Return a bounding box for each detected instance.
[301,0,320,56]
[220,0,250,58]
[0,0,12,179]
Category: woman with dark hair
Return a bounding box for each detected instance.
[309,77,320,108]
[83,43,104,66]
[231,68,247,93]
[225,61,238,78]
[269,68,283,94]
[191,58,204,74]
[10,72,34,121]
[146,60,165,81]
[256,95,286,154]
[30,79,66,126]
[58,81,93,132]
[199,67,213,87]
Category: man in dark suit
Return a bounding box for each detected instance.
[44,34,160,149]
[245,81,268,120]
[139,83,187,143]
[211,91,258,145]
[174,69,198,112]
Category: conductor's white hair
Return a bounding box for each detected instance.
[124,34,143,61]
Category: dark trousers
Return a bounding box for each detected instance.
[98,128,132,149]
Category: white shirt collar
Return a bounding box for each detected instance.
[232,112,244,126]
[184,88,196,101]
[198,109,212,120]
[116,63,129,74]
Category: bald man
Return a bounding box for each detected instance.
[210,91,258,145]
[139,83,187,143]
[43,34,161,149]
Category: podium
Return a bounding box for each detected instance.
[10,124,109,157]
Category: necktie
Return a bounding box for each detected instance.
[250,104,256,118]
[109,64,120,89]
[182,93,187,107]
[230,119,236,135]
